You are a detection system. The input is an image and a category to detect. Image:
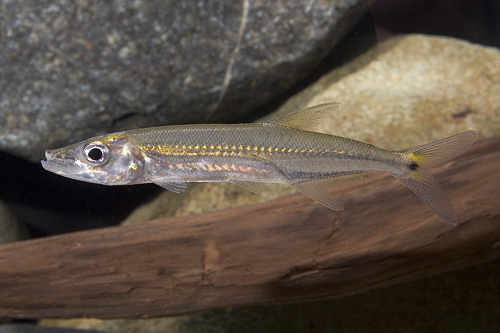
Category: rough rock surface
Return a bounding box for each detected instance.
[0,0,366,161]
[121,34,500,225]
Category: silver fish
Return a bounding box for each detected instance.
[41,103,476,225]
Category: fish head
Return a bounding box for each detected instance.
[41,134,146,185]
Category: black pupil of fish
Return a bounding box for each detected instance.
[88,147,103,161]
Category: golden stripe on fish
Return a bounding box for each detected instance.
[140,142,334,159]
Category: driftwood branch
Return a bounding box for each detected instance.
[0,136,499,319]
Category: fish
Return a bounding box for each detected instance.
[41,103,477,225]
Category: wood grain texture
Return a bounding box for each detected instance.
[0,136,499,319]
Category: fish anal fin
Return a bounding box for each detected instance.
[265,102,339,132]
[230,180,264,194]
[292,178,344,211]
[150,177,187,193]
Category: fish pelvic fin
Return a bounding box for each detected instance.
[397,130,477,225]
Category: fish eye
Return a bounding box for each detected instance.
[83,142,109,165]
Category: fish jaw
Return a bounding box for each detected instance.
[41,148,104,184]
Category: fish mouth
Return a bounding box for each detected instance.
[41,150,99,184]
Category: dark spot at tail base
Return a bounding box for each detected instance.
[409,162,419,171]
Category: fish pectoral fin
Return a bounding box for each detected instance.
[292,178,344,211]
[265,102,339,132]
[230,180,265,194]
[150,177,187,193]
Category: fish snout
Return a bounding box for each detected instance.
[41,147,79,173]
[44,147,76,161]
[44,149,55,161]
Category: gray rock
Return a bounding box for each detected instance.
[0,200,29,245]
[0,0,367,161]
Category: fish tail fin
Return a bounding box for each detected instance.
[397,130,477,225]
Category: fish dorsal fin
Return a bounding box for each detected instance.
[265,102,339,131]
[291,172,375,210]
[230,180,264,194]
[150,177,187,193]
